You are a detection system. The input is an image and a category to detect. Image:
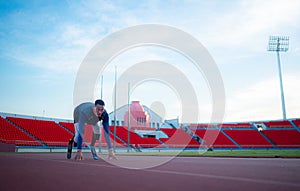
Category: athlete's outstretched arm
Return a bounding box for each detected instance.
[102,112,112,149]
[76,114,85,149]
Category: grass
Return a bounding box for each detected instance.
[181,150,300,157]
[117,149,300,158]
[1,149,300,158]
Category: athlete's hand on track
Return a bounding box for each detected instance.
[75,150,83,160]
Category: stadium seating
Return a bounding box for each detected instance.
[110,126,163,148]
[189,124,215,129]
[83,124,126,148]
[194,130,238,148]
[59,122,75,134]
[1,113,300,149]
[262,130,300,148]
[160,128,200,148]
[218,123,252,128]
[7,117,73,146]
[223,130,273,148]
[263,120,293,128]
[0,117,42,146]
[130,126,157,131]
[292,119,300,128]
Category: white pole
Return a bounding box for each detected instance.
[100,75,103,99]
[99,75,103,153]
[127,82,130,152]
[113,66,117,151]
[276,50,287,120]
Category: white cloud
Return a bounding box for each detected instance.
[224,73,300,122]
[6,46,84,73]
[204,0,300,51]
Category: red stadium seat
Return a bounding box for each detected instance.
[194,130,238,148]
[110,126,163,148]
[218,123,252,128]
[189,124,215,129]
[292,119,300,128]
[160,128,200,148]
[224,130,273,148]
[263,120,293,128]
[0,116,42,146]
[7,117,73,147]
[59,122,75,134]
[262,130,300,148]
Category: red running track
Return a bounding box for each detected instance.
[0,153,300,191]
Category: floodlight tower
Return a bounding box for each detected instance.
[268,36,289,120]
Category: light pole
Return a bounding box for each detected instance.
[127,82,131,152]
[268,36,289,120]
[113,66,117,152]
[100,75,103,99]
[99,75,103,153]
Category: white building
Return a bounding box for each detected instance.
[108,101,163,129]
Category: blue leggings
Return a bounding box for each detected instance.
[75,126,112,150]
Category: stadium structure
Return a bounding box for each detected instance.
[0,100,300,152]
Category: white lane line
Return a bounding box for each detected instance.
[11,154,300,188]
[143,168,300,188]
[13,154,117,168]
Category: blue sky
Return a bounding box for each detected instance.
[0,0,300,122]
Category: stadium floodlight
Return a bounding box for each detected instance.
[268,36,289,120]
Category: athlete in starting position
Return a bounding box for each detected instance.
[67,99,116,160]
